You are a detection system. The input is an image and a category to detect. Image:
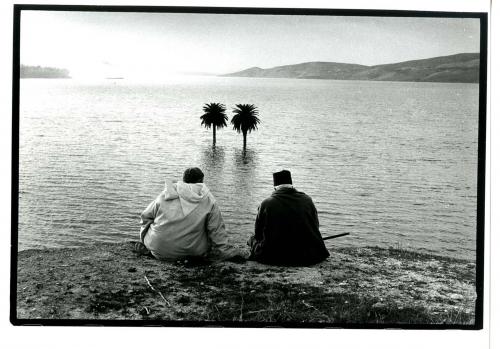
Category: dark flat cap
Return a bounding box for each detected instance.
[273,170,292,187]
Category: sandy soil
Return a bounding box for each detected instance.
[15,242,477,326]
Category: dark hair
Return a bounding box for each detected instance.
[183,167,204,184]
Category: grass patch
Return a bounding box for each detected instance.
[86,287,151,315]
[193,278,474,324]
[16,242,477,324]
[141,263,475,324]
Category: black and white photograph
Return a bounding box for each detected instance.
[11,4,487,331]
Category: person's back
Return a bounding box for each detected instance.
[139,167,241,261]
[248,170,329,266]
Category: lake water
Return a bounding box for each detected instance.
[18,77,479,260]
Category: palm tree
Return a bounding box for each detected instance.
[231,104,261,152]
[200,103,228,146]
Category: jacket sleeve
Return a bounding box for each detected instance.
[249,204,266,260]
[206,202,242,259]
[313,203,320,229]
[139,197,159,243]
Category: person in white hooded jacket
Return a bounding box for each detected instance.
[138,167,244,261]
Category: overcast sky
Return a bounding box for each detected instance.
[20,10,481,80]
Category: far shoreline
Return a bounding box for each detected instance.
[18,75,481,84]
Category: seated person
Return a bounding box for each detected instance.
[248,170,330,266]
[137,167,244,261]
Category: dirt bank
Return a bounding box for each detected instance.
[14,242,477,326]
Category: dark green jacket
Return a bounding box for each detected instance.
[249,187,329,266]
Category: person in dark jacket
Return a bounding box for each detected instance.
[247,170,330,266]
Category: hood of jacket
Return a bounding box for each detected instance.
[162,180,210,217]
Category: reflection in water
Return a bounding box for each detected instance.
[199,145,226,190]
[230,148,259,238]
[201,145,226,169]
[235,148,257,167]
[197,147,262,246]
[233,148,258,195]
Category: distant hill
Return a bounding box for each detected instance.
[222,53,480,83]
[20,65,71,79]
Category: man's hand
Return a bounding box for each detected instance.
[247,235,256,247]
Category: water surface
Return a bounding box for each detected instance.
[18,77,479,259]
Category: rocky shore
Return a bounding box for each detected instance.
[15,242,477,326]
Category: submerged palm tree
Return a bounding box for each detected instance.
[231,104,260,152]
[200,103,228,146]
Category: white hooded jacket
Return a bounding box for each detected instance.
[140,181,239,260]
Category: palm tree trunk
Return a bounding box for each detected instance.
[213,126,216,146]
[243,132,247,152]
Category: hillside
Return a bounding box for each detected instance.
[20,65,71,79]
[222,53,480,83]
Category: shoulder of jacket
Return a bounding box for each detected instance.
[207,191,216,203]
[260,196,275,207]
[299,192,315,205]
[301,191,313,200]
[206,193,220,211]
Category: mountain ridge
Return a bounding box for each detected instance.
[222,53,480,83]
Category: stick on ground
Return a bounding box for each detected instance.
[144,275,170,306]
